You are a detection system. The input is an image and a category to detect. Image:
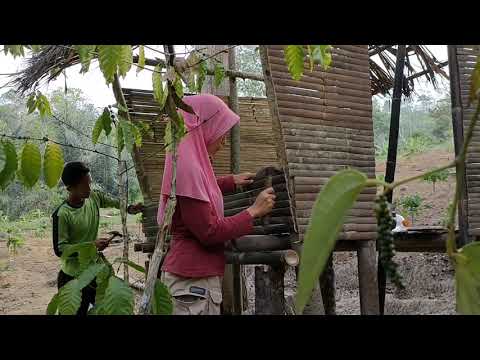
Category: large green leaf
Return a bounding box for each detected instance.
[100,108,112,136]
[74,45,97,73]
[137,45,145,74]
[97,45,123,84]
[36,93,53,118]
[92,115,104,145]
[60,242,98,276]
[213,63,226,88]
[454,242,480,314]
[76,263,105,290]
[311,45,332,70]
[152,279,173,315]
[46,293,59,315]
[20,142,41,188]
[197,61,207,92]
[120,119,135,153]
[94,261,113,307]
[0,140,18,190]
[152,64,167,109]
[43,142,64,188]
[295,169,368,314]
[284,45,305,81]
[118,45,133,77]
[57,279,82,315]
[174,73,184,98]
[469,57,480,106]
[98,276,134,315]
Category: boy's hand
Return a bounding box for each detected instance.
[127,203,144,215]
[95,238,110,251]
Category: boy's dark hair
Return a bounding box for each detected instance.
[61,162,90,187]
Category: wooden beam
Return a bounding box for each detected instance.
[225,250,299,266]
[230,234,294,252]
[407,61,449,82]
[357,241,380,315]
[255,265,286,314]
[380,44,407,315]
[368,45,393,57]
[448,45,470,247]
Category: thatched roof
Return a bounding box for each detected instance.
[10,45,449,97]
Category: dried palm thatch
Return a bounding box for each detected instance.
[10,45,448,98]
[369,45,449,97]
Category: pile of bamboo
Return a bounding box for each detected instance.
[262,45,377,242]
[458,45,480,236]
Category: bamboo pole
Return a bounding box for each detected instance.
[137,45,179,315]
[228,46,243,315]
[448,45,470,247]
[380,45,407,315]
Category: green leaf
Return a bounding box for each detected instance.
[116,122,124,156]
[98,276,134,315]
[197,60,207,92]
[455,242,480,314]
[295,169,367,314]
[284,45,305,81]
[307,45,314,71]
[29,45,43,53]
[213,63,225,88]
[174,73,184,98]
[152,64,167,109]
[76,263,105,289]
[26,94,36,114]
[135,121,154,139]
[20,142,41,188]
[131,123,142,147]
[94,261,113,307]
[0,140,18,190]
[74,45,97,73]
[113,258,145,273]
[118,45,133,77]
[4,45,26,58]
[152,280,173,315]
[97,45,123,84]
[101,108,112,136]
[92,115,104,145]
[469,57,480,106]
[311,45,332,71]
[60,242,97,277]
[36,93,53,118]
[46,293,59,315]
[57,279,82,315]
[120,119,135,153]
[137,45,145,74]
[43,142,64,188]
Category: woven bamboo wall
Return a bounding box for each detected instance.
[261,45,377,241]
[457,45,480,236]
[122,88,278,205]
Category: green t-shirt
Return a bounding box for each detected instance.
[53,191,120,276]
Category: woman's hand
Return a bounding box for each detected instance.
[247,187,276,218]
[233,173,255,187]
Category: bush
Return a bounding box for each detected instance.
[397,194,424,225]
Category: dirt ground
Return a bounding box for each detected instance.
[0,148,457,315]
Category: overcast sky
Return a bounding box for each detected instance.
[0,45,450,109]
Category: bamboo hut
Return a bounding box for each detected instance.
[11,44,460,315]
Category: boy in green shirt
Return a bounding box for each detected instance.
[52,161,143,315]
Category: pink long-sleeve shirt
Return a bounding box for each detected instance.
[161,175,253,278]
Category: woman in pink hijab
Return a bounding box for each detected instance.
[158,94,275,315]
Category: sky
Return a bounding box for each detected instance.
[0,45,450,109]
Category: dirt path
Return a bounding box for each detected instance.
[0,148,457,315]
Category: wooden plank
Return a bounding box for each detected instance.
[357,241,379,314]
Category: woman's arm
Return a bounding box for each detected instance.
[178,195,253,247]
[216,175,236,194]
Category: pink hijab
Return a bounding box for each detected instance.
[157,94,240,225]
